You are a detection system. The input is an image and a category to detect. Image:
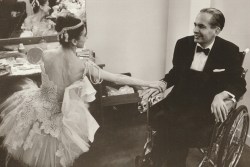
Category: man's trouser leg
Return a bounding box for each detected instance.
[166,146,189,167]
[150,110,168,167]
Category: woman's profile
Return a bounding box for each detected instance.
[0,13,164,167]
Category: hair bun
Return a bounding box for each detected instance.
[55,16,65,32]
[55,12,81,32]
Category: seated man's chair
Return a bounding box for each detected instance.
[198,49,249,167]
[135,49,249,167]
[199,105,249,167]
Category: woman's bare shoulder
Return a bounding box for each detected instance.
[44,48,59,58]
[42,49,60,65]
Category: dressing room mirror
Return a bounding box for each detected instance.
[0,0,86,45]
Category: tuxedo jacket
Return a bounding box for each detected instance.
[162,36,246,108]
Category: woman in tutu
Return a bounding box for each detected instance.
[0,13,165,167]
[20,0,56,37]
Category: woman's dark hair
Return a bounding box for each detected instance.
[200,8,225,30]
[30,0,48,13]
[55,13,86,47]
[48,0,57,7]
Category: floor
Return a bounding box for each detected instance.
[0,104,250,167]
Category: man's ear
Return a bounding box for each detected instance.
[71,39,77,46]
[215,27,221,35]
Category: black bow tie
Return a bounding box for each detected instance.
[196,46,210,55]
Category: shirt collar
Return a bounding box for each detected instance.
[196,38,215,50]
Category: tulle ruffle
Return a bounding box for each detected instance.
[0,77,99,167]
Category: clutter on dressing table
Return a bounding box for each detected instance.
[0,43,41,78]
[0,44,98,78]
[105,85,135,96]
[0,57,41,77]
[0,64,11,77]
[77,48,96,62]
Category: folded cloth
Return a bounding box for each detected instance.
[106,85,134,96]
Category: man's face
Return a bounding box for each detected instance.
[193,12,219,48]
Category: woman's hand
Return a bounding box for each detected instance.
[148,81,167,92]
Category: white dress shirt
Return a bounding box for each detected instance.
[190,41,214,71]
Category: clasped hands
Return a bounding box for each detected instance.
[140,81,167,101]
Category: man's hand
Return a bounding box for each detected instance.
[211,92,229,122]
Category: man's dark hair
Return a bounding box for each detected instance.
[200,8,225,30]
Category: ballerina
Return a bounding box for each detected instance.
[0,13,165,167]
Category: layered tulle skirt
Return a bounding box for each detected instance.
[0,78,99,167]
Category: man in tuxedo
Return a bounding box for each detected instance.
[141,8,246,167]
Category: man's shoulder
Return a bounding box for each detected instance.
[176,36,194,45]
[176,36,238,48]
[178,35,194,41]
[215,36,239,49]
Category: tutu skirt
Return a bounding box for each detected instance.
[0,77,99,167]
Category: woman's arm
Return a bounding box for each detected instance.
[100,69,157,88]
[84,61,165,91]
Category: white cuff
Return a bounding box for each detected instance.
[224,91,236,103]
[160,80,167,86]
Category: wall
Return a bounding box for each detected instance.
[164,0,191,72]
[86,0,168,81]
[165,0,210,72]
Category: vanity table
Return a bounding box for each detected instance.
[0,51,141,127]
[0,0,141,123]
